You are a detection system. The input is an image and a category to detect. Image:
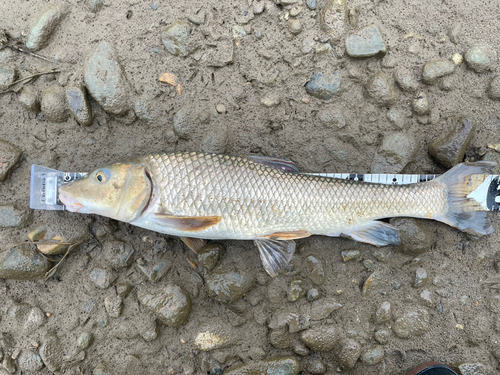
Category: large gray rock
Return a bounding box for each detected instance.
[393,306,429,338]
[26,3,69,51]
[0,244,50,280]
[391,218,436,255]
[0,140,22,182]
[84,41,133,115]
[346,25,386,58]
[371,132,416,173]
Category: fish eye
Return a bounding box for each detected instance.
[95,170,109,183]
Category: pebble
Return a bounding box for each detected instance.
[104,295,123,318]
[303,356,326,374]
[261,94,281,107]
[0,65,16,90]
[18,349,43,372]
[457,363,493,375]
[26,3,69,51]
[3,357,16,373]
[452,53,463,65]
[366,72,399,107]
[215,103,226,114]
[40,334,63,372]
[93,362,112,375]
[88,0,103,12]
[393,306,429,338]
[84,41,133,116]
[413,267,428,288]
[422,59,455,84]
[419,289,434,307]
[429,117,476,168]
[315,43,332,55]
[270,328,291,349]
[360,345,385,365]
[306,0,317,9]
[77,332,93,349]
[318,107,345,129]
[320,0,347,41]
[288,279,306,302]
[305,255,325,285]
[136,258,170,282]
[253,0,265,14]
[390,218,436,255]
[300,325,339,351]
[205,263,254,304]
[0,139,22,182]
[386,107,405,129]
[162,20,192,56]
[307,288,320,301]
[482,150,500,174]
[41,84,69,122]
[89,268,117,289]
[464,45,497,73]
[336,338,361,369]
[290,5,302,16]
[138,284,192,327]
[374,329,390,344]
[197,243,223,271]
[66,85,93,126]
[345,25,386,58]
[102,239,134,269]
[305,71,340,100]
[194,319,237,351]
[341,249,360,262]
[288,19,302,35]
[394,67,419,92]
[293,341,310,357]
[224,356,301,375]
[488,75,500,100]
[0,244,49,280]
[18,85,40,112]
[371,132,416,173]
[373,301,392,324]
[310,297,342,320]
[173,106,201,140]
[412,91,430,115]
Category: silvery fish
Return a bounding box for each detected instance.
[58,152,495,276]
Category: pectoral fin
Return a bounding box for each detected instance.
[340,221,400,246]
[248,155,300,173]
[180,237,206,253]
[254,239,296,277]
[153,214,222,232]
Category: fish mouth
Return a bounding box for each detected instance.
[59,186,85,212]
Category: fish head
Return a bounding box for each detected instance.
[59,162,152,222]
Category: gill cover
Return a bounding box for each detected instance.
[59,162,152,222]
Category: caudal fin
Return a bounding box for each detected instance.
[434,161,496,236]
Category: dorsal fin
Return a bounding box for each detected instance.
[248,155,300,173]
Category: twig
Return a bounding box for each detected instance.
[45,241,82,280]
[6,69,61,89]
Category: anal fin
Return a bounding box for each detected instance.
[180,237,206,254]
[254,239,296,277]
[341,221,400,247]
[152,214,221,232]
[261,230,311,240]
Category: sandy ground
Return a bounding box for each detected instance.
[1,0,500,374]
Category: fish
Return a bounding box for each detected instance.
[58,152,495,277]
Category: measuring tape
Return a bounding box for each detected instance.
[30,164,500,212]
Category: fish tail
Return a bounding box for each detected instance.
[434,161,496,235]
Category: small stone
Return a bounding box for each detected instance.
[84,41,133,116]
[371,132,416,173]
[305,72,341,100]
[488,75,500,101]
[307,288,321,301]
[300,325,339,352]
[224,356,301,375]
[18,350,43,372]
[88,0,103,12]
[482,151,500,174]
[216,103,226,113]
[413,268,428,288]
[116,282,133,298]
[41,84,69,122]
[138,284,192,327]
[452,53,463,65]
[315,43,332,55]
[373,248,392,262]
[93,362,112,375]
[412,91,430,115]
[270,328,291,349]
[306,0,317,9]
[345,25,386,58]
[318,107,345,129]
[161,20,192,56]
[173,106,201,140]
[39,334,63,372]
[37,235,69,255]
[373,301,392,324]
[429,117,476,168]
[305,255,325,285]
[341,249,360,262]
[394,67,419,92]
[391,218,436,255]
[336,338,361,369]
[24,306,47,331]
[363,259,374,271]
[448,24,461,44]
[288,279,306,302]
[253,0,265,14]
[194,319,237,351]
[419,289,434,307]
[0,244,49,280]
[288,19,302,35]
[3,357,16,373]
[366,72,399,107]
[261,94,281,107]
[464,45,497,73]
[422,59,455,84]
[0,65,17,90]
[360,345,385,365]
[66,85,93,126]
[310,297,342,320]
[386,107,406,129]
[103,239,134,269]
[77,332,93,349]
[18,86,40,112]
[393,306,430,338]
[293,341,310,357]
[104,295,123,318]
[303,355,326,374]
[205,263,254,304]
[320,0,347,40]
[362,270,387,297]
[27,225,47,242]
[89,268,117,289]
[374,329,390,344]
[0,140,22,182]
[136,258,170,282]
[457,363,493,375]
[26,3,69,51]
[289,5,302,16]
[197,243,223,271]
